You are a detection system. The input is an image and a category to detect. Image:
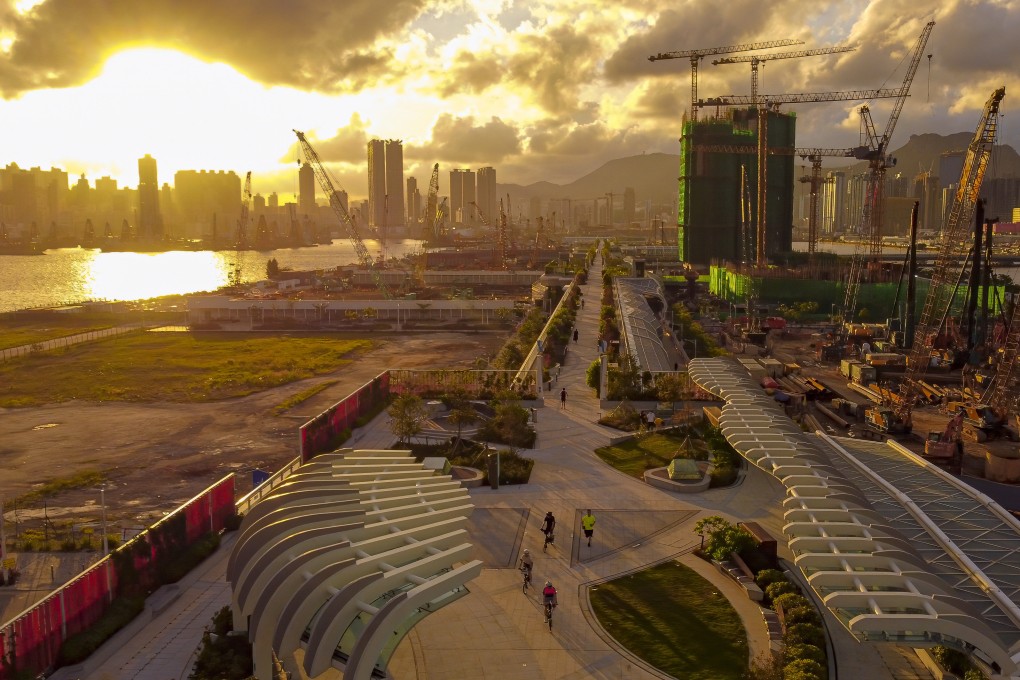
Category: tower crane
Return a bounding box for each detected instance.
[839,20,934,327]
[712,44,856,104]
[649,38,803,121]
[413,163,440,288]
[294,130,390,298]
[886,86,1005,436]
[470,200,510,269]
[236,171,252,249]
[799,155,836,259]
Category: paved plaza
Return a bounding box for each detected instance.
[50,257,921,680]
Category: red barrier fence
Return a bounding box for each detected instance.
[299,372,390,462]
[0,474,235,679]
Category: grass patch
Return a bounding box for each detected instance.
[590,561,747,680]
[271,380,339,415]
[0,311,134,350]
[3,470,106,510]
[0,333,371,407]
[593,431,694,478]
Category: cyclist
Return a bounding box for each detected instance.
[543,581,558,609]
[519,549,534,584]
[541,512,556,545]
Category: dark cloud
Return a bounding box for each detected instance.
[283,115,370,165]
[0,0,425,96]
[409,114,522,163]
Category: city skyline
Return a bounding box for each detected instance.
[0,2,1017,201]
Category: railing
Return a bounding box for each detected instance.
[513,278,580,391]
[235,456,302,516]
[0,325,148,362]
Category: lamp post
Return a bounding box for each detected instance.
[100,485,109,557]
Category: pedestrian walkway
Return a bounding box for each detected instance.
[64,247,860,679]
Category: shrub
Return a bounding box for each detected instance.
[773,593,810,612]
[783,658,826,680]
[586,359,601,394]
[159,532,221,584]
[223,513,243,532]
[57,596,146,666]
[755,569,788,590]
[785,643,825,667]
[964,670,987,680]
[483,449,535,485]
[599,400,642,431]
[784,606,820,627]
[785,623,825,649]
[931,645,971,676]
[709,464,738,487]
[189,605,253,679]
[766,581,799,602]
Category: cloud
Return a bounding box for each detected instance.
[0,0,427,96]
[284,114,371,165]
[410,114,522,163]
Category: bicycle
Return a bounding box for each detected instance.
[520,566,532,593]
[542,531,554,553]
[544,601,555,630]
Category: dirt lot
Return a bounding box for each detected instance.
[0,333,507,531]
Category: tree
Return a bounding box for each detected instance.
[607,352,641,400]
[655,373,687,412]
[694,515,755,561]
[446,392,479,454]
[266,258,280,278]
[388,394,429,446]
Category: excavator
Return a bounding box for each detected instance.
[924,411,964,471]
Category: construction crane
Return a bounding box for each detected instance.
[698,88,904,111]
[799,155,836,258]
[839,21,934,328]
[712,44,856,103]
[236,171,252,249]
[470,200,510,269]
[294,130,390,298]
[986,294,1020,425]
[413,163,441,288]
[889,86,1005,435]
[649,38,803,120]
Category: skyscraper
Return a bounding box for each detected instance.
[137,154,162,240]
[367,139,405,231]
[406,176,421,225]
[476,167,496,228]
[449,169,477,225]
[298,162,315,218]
[449,169,466,224]
[367,140,386,229]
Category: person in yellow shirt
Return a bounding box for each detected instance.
[581,509,596,547]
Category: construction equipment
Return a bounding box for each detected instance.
[698,87,904,111]
[649,38,803,120]
[712,44,856,103]
[236,171,251,249]
[413,163,441,288]
[294,130,390,298]
[891,87,1006,437]
[925,411,964,461]
[838,21,934,327]
[470,200,510,269]
[799,155,836,258]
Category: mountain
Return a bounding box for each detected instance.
[842,132,1020,178]
[496,152,680,204]
[495,134,1020,206]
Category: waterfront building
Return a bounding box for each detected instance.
[173,169,242,241]
[476,167,496,227]
[298,162,316,221]
[384,141,404,229]
[137,154,163,241]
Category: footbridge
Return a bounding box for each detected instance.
[688,357,1020,679]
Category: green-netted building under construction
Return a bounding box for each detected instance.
[678,109,795,265]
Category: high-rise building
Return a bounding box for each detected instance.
[939,151,965,190]
[406,177,421,226]
[449,169,467,224]
[821,171,848,235]
[298,162,316,219]
[677,108,795,264]
[367,140,386,229]
[385,141,404,229]
[476,167,496,227]
[367,139,404,231]
[268,192,279,209]
[173,170,242,240]
[623,187,636,226]
[137,154,162,240]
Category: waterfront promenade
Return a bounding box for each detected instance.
[49,258,925,680]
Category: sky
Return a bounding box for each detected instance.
[1,0,1018,202]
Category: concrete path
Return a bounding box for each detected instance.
[59,250,910,679]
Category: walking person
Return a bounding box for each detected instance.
[560,387,567,410]
[645,410,656,431]
[581,509,596,547]
[573,328,578,343]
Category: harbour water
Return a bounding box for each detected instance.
[0,240,421,314]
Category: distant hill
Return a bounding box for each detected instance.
[841,132,1020,178]
[497,152,679,204]
[497,134,1020,205]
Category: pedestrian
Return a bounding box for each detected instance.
[573,328,578,343]
[581,509,596,547]
[581,298,585,309]
[645,410,656,431]
[560,387,567,409]
[674,362,679,371]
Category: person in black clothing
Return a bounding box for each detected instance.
[541,511,556,548]
[573,328,579,343]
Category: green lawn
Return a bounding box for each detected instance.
[0,333,371,407]
[590,561,748,680]
[593,431,703,478]
[0,316,123,350]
